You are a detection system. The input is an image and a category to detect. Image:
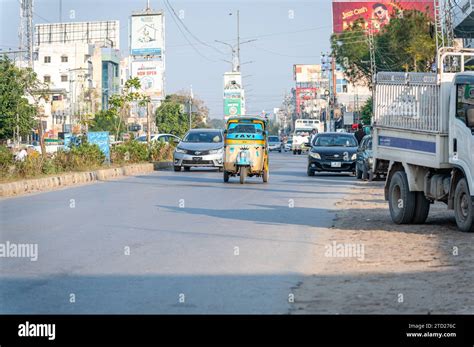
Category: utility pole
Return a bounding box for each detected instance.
[236,10,240,71]
[146,100,151,144]
[189,85,193,131]
[19,0,33,68]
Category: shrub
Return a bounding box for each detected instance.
[111,141,148,164]
[148,141,175,162]
[68,142,105,170]
[0,145,14,173]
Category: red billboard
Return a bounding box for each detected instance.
[332,1,434,33]
[296,87,318,115]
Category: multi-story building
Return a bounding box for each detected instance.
[453,0,474,48]
[33,20,120,136]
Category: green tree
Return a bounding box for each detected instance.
[208,118,226,129]
[155,93,210,138]
[0,56,38,141]
[331,10,436,87]
[109,77,149,140]
[359,96,373,125]
[88,109,124,134]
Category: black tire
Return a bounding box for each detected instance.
[412,192,431,224]
[223,171,229,183]
[298,150,302,155]
[356,165,362,179]
[454,178,474,232]
[307,166,315,176]
[184,166,191,171]
[388,170,416,224]
[173,166,181,172]
[239,166,246,184]
[293,150,297,155]
[279,149,282,153]
[263,168,269,183]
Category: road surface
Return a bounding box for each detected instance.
[0,152,356,313]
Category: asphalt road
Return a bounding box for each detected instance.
[0,152,357,313]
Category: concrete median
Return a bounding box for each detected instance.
[0,163,154,198]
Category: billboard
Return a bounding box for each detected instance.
[131,12,164,56]
[223,72,243,118]
[294,64,321,83]
[296,87,318,115]
[87,131,110,161]
[131,60,164,99]
[332,1,434,33]
[224,99,242,118]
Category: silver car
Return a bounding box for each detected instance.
[268,136,283,152]
[173,129,224,171]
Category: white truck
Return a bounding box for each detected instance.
[373,48,474,232]
[292,119,323,155]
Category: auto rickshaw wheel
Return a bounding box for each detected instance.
[240,167,246,184]
[262,168,269,183]
[223,171,229,183]
[297,150,302,155]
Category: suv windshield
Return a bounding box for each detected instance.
[314,135,357,147]
[183,131,222,143]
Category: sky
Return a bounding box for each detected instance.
[0,0,333,118]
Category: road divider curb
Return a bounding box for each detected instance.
[0,163,154,198]
[153,161,173,170]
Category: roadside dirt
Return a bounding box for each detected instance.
[292,181,474,314]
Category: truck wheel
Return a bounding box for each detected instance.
[173,166,181,172]
[223,171,229,183]
[412,192,430,224]
[356,166,362,179]
[454,178,474,232]
[239,167,246,184]
[298,150,302,155]
[293,150,297,155]
[388,171,416,224]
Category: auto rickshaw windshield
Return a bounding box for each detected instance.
[227,123,263,134]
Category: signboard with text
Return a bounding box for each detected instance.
[332,0,434,33]
[131,12,164,56]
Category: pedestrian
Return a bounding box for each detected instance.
[310,128,318,146]
[355,123,366,144]
[15,148,28,162]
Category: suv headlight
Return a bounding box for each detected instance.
[209,147,224,154]
[351,153,357,160]
[175,147,186,153]
[310,152,321,159]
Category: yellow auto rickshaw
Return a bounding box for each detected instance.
[223,116,269,184]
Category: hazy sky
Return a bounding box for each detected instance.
[0,0,333,118]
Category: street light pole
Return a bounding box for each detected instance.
[189,85,193,131]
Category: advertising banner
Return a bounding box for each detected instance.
[294,64,321,83]
[131,60,164,99]
[131,13,163,56]
[332,0,434,33]
[296,87,318,115]
[224,98,242,118]
[87,131,110,161]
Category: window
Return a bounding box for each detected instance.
[61,75,68,82]
[456,83,474,129]
[61,55,68,63]
[43,75,51,83]
[44,56,51,63]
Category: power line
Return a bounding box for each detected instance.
[162,0,218,63]
[164,0,226,56]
